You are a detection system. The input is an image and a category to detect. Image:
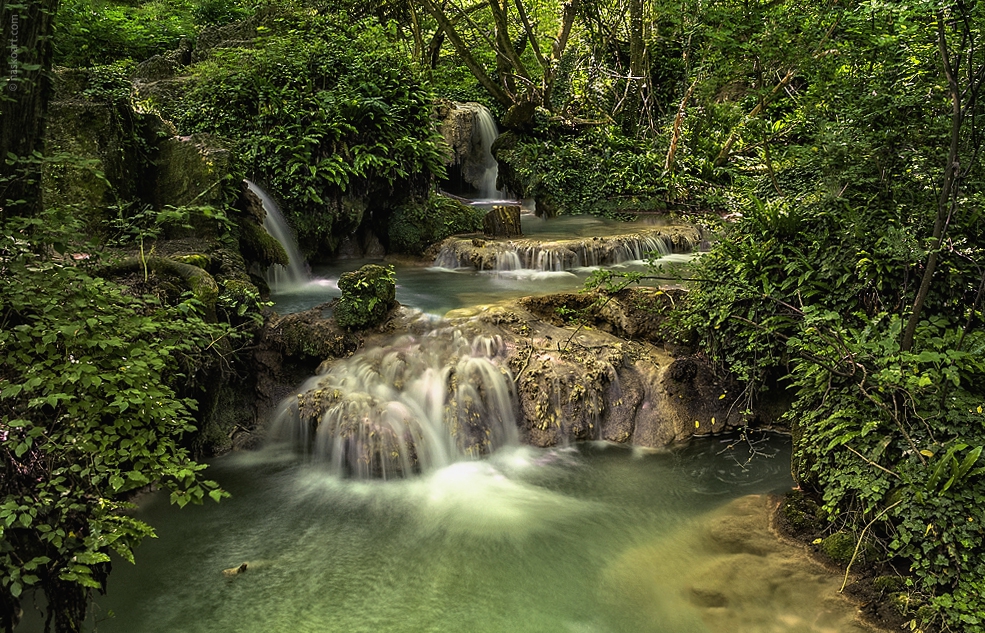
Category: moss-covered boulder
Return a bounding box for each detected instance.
[43,68,152,232]
[388,194,483,255]
[334,265,397,330]
[152,133,231,210]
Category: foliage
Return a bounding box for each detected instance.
[498,123,721,216]
[673,2,985,629]
[387,194,483,255]
[163,7,447,257]
[0,211,236,628]
[334,264,397,330]
[54,0,202,67]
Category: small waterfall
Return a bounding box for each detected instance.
[437,231,683,272]
[471,104,506,199]
[269,326,519,478]
[246,180,309,291]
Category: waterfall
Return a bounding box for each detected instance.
[434,230,685,272]
[246,180,310,292]
[269,325,519,478]
[471,104,506,199]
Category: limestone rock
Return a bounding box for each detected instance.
[435,101,499,192]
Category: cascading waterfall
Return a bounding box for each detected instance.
[246,180,310,292]
[470,104,506,199]
[269,325,518,478]
[434,230,681,272]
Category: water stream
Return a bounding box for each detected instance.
[246,180,314,293]
[271,213,697,316]
[62,173,872,632]
[89,437,842,633]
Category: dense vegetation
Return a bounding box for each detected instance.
[2,0,984,631]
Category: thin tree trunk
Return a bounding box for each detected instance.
[713,68,795,167]
[544,0,579,107]
[0,0,60,221]
[622,0,646,135]
[665,78,699,172]
[422,0,514,107]
[901,13,964,351]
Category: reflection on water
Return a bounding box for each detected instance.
[83,435,881,633]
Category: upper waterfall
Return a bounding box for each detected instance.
[246,180,310,292]
[471,104,506,199]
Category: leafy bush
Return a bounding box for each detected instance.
[496,125,717,216]
[388,194,483,255]
[165,9,447,257]
[55,0,203,67]
[0,212,237,626]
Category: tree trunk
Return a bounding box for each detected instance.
[622,0,646,136]
[421,0,513,108]
[0,0,59,220]
[483,205,522,237]
[901,12,968,351]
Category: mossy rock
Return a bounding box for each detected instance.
[820,531,875,565]
[781,489,825,535]
[239,219,289,268]
[388,194,483,255]
[334,265,396,330]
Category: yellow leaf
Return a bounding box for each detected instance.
[719,393,727,399]
[695,421,700,428]
[978,405,983,414]
[711,417,716,425]
[920,449,934,457]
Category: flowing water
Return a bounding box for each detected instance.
[471,105,506,199]
[89,437,822,633]
[271,213,698,316]
[246,181,315,293]
[268,327,519,478]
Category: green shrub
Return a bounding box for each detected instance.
[0,211,239,623]
[334,264,396,330]
[166,9,446,257]
[388,194,483,255]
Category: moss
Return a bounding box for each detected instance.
[239,218,289,267]
[820,531,867,565]
[172,253,212,269]
[388,194,483,255]
[152,134,232,213]
[873,575,906,594]
[781,489,825,535]
[334,264,396,330]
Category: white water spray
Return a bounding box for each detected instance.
[469,104,506,199]
[246,180,310,292]
[434,231,681,272]
[269,325,519,478]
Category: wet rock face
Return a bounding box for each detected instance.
[435,101,498,192]
[259,286,766,467]
[448,297,742,449]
